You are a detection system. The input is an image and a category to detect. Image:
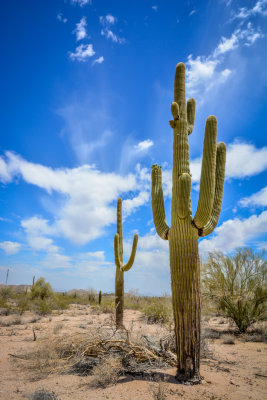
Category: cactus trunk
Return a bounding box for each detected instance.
[114,198,138,329]
[169,222,201,381]
[151,62,226,383]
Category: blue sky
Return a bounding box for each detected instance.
[0,0,267,294]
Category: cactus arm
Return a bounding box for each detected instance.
[187,98,196,135]
[193,116,218,229]
[114,233,122,269]
[174,63,186,119]
[177,173,191,219]
[201,142,226,237]
[120,233,138,272]
[151,165,169,240]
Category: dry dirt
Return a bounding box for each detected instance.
[0,305,266,400]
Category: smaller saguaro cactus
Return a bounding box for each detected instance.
[114,198,138,328]
[98,290,102,305]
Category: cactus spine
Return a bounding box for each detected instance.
[151,63,226,383]
[114,198,138,328]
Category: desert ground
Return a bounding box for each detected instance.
[0,304,266,400]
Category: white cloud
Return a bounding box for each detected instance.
[232,0,267,20]
[99,14,116,25]
[239,186,267,207]
[92,56,104,65]
[69,43,95,62]
[189,10,196,16]
[57,13,67,23]
[99,14,125,44]
[225,142,267,179]
[71,0,92,7]
[199,211,267,255]
[0,241,21,255]
[134,139,154,152]
[73,17,87,41]
[123,191,149,216]
[21,216,59,253]
[0,157,12,182]
[101,28,125,44]
[186,23,263,100]
[1,152,147,245]
[152,5,158,11]
[123,231,171,295]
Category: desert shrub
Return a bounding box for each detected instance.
[143,300,172,324]
[202,248,267,333]
[88,288,97,303]
[17,293,30,314]
[31,278,53,300]
[33,298,53,315]
[0,286,14,300]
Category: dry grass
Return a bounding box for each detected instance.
[91,356,122,387]
[52,323,63,334]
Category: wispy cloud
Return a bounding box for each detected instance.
[92,56,104,66]
[189,10,197,16]
[152,5,158,11]
[231,0,267,21]
[70,0,92,7]
[99,14,125,44]
[73,17,87,41]
[57,13,67,23]
[0,241,21,255]
[186,23,264,100]
[69,43,95,62]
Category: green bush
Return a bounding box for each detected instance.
[142,299,172,324]
[31,278,53,300]
[202,248,267,333]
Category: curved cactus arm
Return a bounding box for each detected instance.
[193,116,218,229]
[174,63,186,119]
[151,165,169,240]
[114,233,122,269]
[187,98,196,135]
[177,173,191,219]
[201,142,226,237]
[120,233,138,272]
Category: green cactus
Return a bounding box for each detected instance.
[114,198,138,328]
[98,290,102,305]
[151,62,226,383]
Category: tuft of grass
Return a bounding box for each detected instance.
[53,323,63,334]
[28,388,57,400]
[91,356,122,388]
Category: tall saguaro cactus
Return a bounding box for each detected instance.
[114,198,138,328]
[151,63,226,383]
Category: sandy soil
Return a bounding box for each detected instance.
[0,305,266,400]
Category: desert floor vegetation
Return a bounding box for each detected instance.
[0,300,266,399]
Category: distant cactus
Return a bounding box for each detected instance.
[114,198,138,328]
[151,63,226,383]
[98,290,102,305]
